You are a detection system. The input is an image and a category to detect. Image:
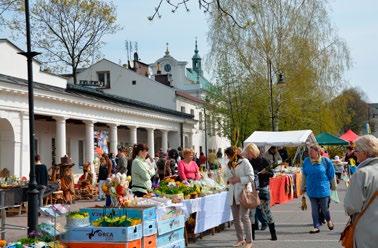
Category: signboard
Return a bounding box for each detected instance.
[76,80,107,88]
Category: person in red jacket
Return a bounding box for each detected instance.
[178,148,201,183]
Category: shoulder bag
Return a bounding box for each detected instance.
[340,191,378,248]
[240,182,260,209]
[230,161,260,209]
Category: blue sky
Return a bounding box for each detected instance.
[101,0,378,102]
[2,1,377,102]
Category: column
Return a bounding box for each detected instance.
[147,128,155,157]
[129,126,137,145]
[109,123,118,155]
[84,120,96,183]
[161,130,168,153]
[54,116,66,163]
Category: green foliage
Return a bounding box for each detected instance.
[205,0,352,139]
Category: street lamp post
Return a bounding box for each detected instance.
[18,0,41,236]
[268,59,286,131]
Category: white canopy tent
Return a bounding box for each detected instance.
[243,130,317,166]
[243,130,317,147]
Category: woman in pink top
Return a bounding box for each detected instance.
[178,148,201,182]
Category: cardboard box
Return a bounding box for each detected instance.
[126,206,157,221]
[142,234,157,248]
[157,215,185,235]
[143,220,157,236]
[157,239,185,248]
[62,225,142,242]
[157,228,184,247]
[64,239,141,248]
[80,208,127,223]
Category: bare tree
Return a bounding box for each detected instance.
[0,0,20,29]
[148,0,250,28]
[12,0,120,83]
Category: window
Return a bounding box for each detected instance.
[181,106,186,113]
[199,112,203,130]
[97,71,111,88]
[78,140,84,167]
[190,109,195,116]
[132,80,136,85]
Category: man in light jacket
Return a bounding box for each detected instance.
[344,135,378,248]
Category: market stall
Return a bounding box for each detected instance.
[244,130,316,206]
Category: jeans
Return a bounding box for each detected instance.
[309,197,331,228]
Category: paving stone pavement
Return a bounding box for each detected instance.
[3,184,349,248]
[188,184,349,248]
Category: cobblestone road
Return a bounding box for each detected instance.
[188,184,349,248]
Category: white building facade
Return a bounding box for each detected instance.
[0,39,195,177]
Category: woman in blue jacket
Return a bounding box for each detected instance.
[302,144,336,234]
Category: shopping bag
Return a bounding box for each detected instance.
[330,190,340,203]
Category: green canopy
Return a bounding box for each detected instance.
[316,132,349,145]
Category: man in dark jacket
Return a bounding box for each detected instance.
[116,148,128,175]
[35,154,48,207]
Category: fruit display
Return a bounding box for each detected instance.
[92,214,141,227]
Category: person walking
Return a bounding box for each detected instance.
[244,143,277,241]
[344,135,378,248]
[224,146,254,248]
[302,144,336,234]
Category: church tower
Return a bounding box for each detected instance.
[192,38,203,75]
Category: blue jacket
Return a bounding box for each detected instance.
[302,157,335,198]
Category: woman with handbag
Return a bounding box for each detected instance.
[244,143,277,241]
[343,135,378,248]
[224,146,254,248]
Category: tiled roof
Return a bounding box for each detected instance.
[175,91,205,104]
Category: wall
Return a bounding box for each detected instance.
[0,40,67,88]
[72,59,177,110]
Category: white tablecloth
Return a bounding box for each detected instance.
[182,191,233,234]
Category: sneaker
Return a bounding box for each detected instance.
[309,228,320,234]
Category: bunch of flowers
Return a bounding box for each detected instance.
[101,173,133,207]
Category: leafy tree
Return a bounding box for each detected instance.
[331,88,369,133]
[12,0,120,83]
[206,0,351,139]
